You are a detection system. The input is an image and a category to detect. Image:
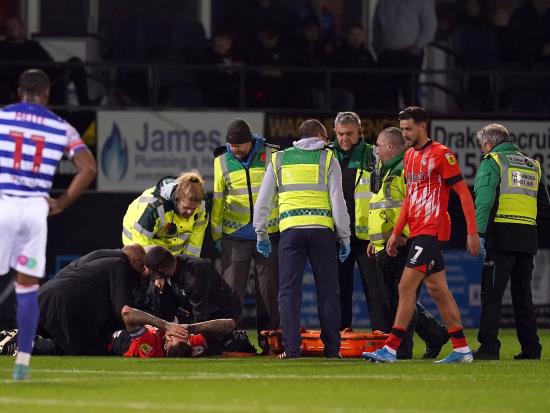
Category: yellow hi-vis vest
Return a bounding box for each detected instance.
[273,147,334,232]
[489,151,540,226]
[368,160,410,253]
[122,185,207,256]
[354,168,373,240]
[328,139,374,240]
[211,146,279,240]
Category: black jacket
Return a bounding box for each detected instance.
[147,255,241,323]
[38,249,144,354]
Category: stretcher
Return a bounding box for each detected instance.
[260,328,389,358]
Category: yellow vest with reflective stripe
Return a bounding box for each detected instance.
[489,151,540,226]
[273,147,334,231]
[368,163,410,253]
[354,168,372,240]
[122,186,207,256]
[211,146,279,240]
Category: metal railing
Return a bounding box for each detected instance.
[1,60,549,115]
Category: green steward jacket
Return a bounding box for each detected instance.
[474,141,550,254]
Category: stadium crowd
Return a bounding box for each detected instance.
[2,1,550,112]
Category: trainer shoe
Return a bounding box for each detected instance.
[12,364,29,381]
[277,351,301,359]
[0,329,17,356]
[362,347,397,363]
[434,350,473,364]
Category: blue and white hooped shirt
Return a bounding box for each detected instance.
[0,102,88,197]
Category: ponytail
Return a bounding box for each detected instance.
[176,170,205,203]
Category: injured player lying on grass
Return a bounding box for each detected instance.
[110,305,251,358]
[1,306,258,358]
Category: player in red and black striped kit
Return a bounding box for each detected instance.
[363,107,480,363]
[110,305,236,358]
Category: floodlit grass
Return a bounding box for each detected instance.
[0,329,548,413]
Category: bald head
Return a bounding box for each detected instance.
[122,244,146,273]
[376,127,406,163]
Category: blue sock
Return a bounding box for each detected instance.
[16,284,40,356]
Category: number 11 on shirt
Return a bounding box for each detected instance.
[9,131,45,173]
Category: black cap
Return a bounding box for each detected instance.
[226,118,253,144]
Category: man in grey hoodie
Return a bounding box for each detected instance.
[254,119,351,358]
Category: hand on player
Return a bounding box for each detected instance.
[165,322,189,341]
[367,242,375,258]
[386,234,406,257]
[466,234,480,256]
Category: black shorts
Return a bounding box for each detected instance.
[108,329,131,355]
[405,235,445,275]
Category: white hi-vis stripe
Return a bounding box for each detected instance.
[122,227,133,240]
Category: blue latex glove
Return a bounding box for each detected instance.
[338,242,351,262]
[215,239,222,254]
[479,237,486,261]
[257,239,272,257]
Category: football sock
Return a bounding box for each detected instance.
[15,283,40,364]
[448,326,470,353]
[384,326,407,354]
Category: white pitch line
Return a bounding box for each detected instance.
[0,368,462,380]
[0,368,546,383]
[0,397,432,413]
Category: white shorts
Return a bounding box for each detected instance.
[0,195,49,278]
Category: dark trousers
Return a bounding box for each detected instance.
[376,246,447,358]
[278,228,341,356]
[338,241,390,331]
[221,237,280,351]
[478,251,541,357]
[378,49,424,110]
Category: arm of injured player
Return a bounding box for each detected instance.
[185,319,236,337]
[121,305,189,340]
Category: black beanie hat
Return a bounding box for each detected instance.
[226,118,253,144]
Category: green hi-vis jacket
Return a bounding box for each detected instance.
[329,138,375,240]
[474,141,549,254]
[122,177,207,256]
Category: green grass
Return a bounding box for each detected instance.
[0,329,549,413]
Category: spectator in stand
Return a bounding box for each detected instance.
[197,30,242,108]
[331,23,378,110]
[499,0,550,66]
[295,0,336,45]
[223,0,291,56]
[373,0,437,110]
[0,17,94,105]
[289,16,330,108]
[245,25,291,108]
[453,0,499,110]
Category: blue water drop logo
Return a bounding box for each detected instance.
[101,123,129,181]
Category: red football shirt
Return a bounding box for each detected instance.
[403,140,463,238]
[123,326,208,358]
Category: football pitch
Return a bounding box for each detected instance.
[0,329,548,413]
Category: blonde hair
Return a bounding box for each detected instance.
[176,170,205,202]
